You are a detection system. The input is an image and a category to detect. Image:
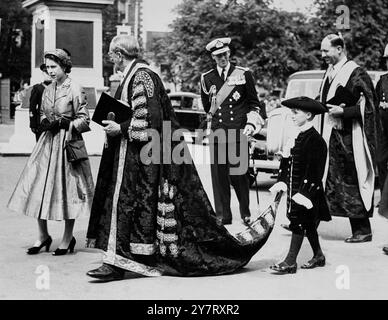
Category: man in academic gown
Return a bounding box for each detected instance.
[319,34,378,243]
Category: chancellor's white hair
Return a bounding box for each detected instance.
[110,35,140,59]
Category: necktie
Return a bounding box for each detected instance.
[327,65,335,82]
[222,68,227,81]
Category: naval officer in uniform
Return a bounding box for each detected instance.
[200,37,264,225]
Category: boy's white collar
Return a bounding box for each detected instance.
[299,122,313,132]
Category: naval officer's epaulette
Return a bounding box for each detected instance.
[235,66,249,72]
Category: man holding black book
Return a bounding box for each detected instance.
[85,35,165,281]
[85,35,274,282]
[319,34,377,243]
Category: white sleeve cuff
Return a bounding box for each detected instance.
[292,193,313,209]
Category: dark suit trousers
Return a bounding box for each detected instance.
[349,217,372,236]
[210,141,250,222]
[377,114,388,191]
[378,160,388,192]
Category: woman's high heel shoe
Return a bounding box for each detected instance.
[52,237,76,256]
[27,236,52,255]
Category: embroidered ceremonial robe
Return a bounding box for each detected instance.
[86,61,274,277]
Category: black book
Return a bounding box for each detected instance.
[92,92,132,126]
[326,85,358,107]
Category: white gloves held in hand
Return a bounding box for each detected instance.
[269,182,313,209]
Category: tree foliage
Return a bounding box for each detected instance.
[148,0,388,92]
[3,0,388,92]
[0,0,31,86]
[148,0,322,92]
[314,0,388,70]
[102,2,119,82]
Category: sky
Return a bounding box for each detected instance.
[142,0,315,32]
[142,0,182,32]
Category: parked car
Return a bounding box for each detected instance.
[168,91,206,132]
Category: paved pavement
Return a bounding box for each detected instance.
[0,120,14,143]
[0,123,388,300]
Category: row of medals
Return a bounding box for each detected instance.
[381,93,388,109]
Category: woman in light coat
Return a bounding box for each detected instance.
[8,49,94,255]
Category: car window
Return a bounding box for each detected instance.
[181,97,193,109]
[193,98,204,111]
[285,79,322,99]
[170,97,181,108]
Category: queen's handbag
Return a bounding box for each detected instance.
[64,121,88,163]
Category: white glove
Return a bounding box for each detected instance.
[269,182,287,194]
[243,124,255,137]
[292,193,313,209]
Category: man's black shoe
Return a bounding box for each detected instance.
[344,233,372,243]
[383,246,388,255]
[87,263,125,281]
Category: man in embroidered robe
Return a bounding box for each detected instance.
[319,34,377,243]
[200,37,264,226]
[86,35,277,281]
[86,35,166,281]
